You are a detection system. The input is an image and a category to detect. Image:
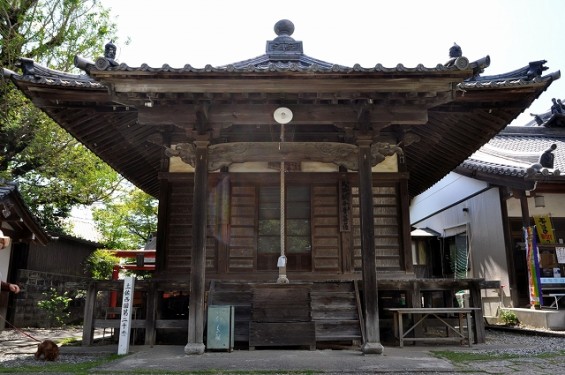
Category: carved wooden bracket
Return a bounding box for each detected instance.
[165,143,196,166]
[166,141,404,171]
[370,142,404,165]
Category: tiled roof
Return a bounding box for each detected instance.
[0,181,17,200]
[0,181,49,245]
[84,19,485,76]
[458,126,565,181]
[524,100,565,128]
[3,20,559,199]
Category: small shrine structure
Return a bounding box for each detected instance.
[3,20,558,353]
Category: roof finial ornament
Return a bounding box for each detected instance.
[526,60,548,80]
[274,19,294,37]
[266,19,303,60]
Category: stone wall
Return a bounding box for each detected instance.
[13,269,91,328]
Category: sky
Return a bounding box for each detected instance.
[99,0,565,127]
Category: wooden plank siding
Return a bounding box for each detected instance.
[312,186,341,272]
[352,184,402,272]
[164,182,192,273]
[164,180,217,274]
[228,186,257,272]
[161,173,405,277]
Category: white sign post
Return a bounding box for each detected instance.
[117,276,135,355]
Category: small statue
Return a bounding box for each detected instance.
[95,41,118,70]
[551,98,563,115]
[539,144,557,169]
[445,43,463,67]
[104,41,117,60]
[449,43,462,58]
[557,99,565,112]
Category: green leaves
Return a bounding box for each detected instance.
[92,187,158,250]
[84,249,119,279]
[1,0,123,233]
[37,287,73,327]
[1,0,117,70]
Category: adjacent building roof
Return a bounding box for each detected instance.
[0,181,49,245]
[2,20,559,198]
[457,110,565,190]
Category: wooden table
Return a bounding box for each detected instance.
[387,307,480,347]
[548,294,565,310]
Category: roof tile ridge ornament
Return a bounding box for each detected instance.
[471,59,549,83]
[352,64,364,72]
[94,41,119,70]
[415,64,427,72]
[525,144,561,177]
[444,43,469,70]
[396,63,407,71]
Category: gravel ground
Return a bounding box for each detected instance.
[471,328,565,356]
[0,327,110,370]
[0,327,564,372]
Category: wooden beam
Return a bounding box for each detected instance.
[27,86,110,102]
[103,77,462,94]
[138,104,429,126]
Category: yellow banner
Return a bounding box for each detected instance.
[534,215,555,244]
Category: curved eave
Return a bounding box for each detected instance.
[404,72,557,197]
[455,164,536,191]
[6,73,162,198]
[459,71,559,91]
[5,58,558,199]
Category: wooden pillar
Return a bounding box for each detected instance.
[339,174,353,273]
[217,171,230,273]
[82,281,97,346]
[469,281,485,343]
[144,281,157,345]
[518,190,530,228]
[155,178,170,274]
[357,139,384,354]
[399,179,413,273]
[501,188,519,308]
[185,141,209,355]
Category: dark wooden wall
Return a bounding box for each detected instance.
[25,236,98,277]
[159,172,408,280]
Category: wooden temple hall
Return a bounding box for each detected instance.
[3,20,558,353]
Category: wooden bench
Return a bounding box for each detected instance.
[387,307,479,348]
